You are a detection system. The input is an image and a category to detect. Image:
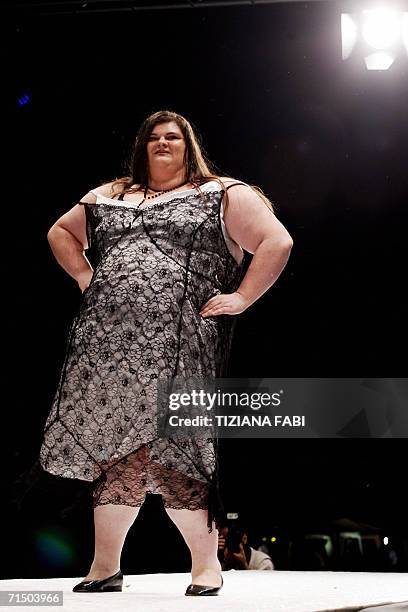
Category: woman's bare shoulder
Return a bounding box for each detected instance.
[216,175,239,183]
[216,176,247,187]
[91,179,141,197]
[90,181,117,197]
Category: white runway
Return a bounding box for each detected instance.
[1,570,408,612]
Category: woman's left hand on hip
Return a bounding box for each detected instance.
[200,292,248,317]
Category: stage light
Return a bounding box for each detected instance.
[402,13,408,52]
[364,52,395,70]
[341,13,358,60]
[383,536,389,545]
[226,512,239,520]
[362,9,400,49]
[341,7,408,70]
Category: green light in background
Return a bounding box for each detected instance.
[34,528,75,568]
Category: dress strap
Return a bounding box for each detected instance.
[78,188,99,206]
[88,188,123,200]
[225,182,247,191]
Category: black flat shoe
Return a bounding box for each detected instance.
[72,569,123,592]
[185,575,223,596]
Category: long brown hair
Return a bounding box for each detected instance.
[104,110,275,213]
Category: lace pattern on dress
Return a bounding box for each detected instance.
[38,181,246,532]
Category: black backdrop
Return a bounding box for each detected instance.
[3,1,408,577]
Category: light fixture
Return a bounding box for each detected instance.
[341,7,408,70]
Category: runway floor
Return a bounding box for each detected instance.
[1,570,408,612]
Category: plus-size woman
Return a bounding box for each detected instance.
[39,110,293,595]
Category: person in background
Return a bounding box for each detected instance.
[218,523,274,570]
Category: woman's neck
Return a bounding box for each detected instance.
[147,170,188,192]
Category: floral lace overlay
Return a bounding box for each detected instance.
[39,184,245,531]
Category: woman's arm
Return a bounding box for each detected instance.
[200,183,293,317]
[47,191,96,292]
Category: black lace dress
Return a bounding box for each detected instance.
[38,180,245,532]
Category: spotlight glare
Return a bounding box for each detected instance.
[362,9,401,50]
[341,13,358,59]
[402,13,408,54]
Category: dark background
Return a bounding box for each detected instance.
[3,0,408,577]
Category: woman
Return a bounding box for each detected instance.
[39,110,293,595]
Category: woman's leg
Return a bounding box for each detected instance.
[84,504,140,580]
[84,446,150,580]
[165,508,222,587]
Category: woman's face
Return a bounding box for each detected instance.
[146,120,186,174]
